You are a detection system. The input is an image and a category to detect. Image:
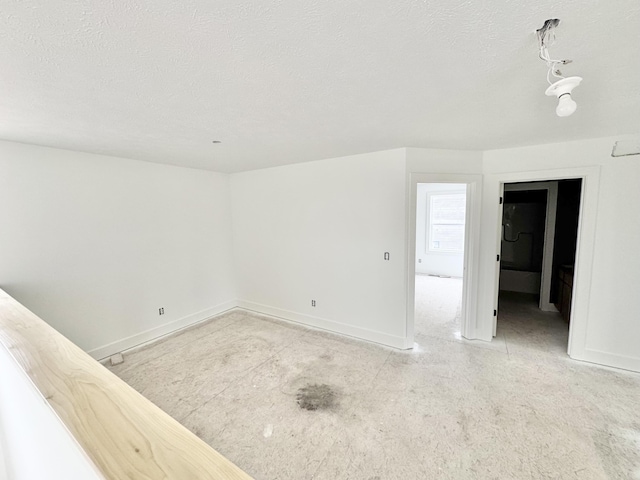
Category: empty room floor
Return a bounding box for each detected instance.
[414,275,570,357]
[108,309,640,479]
[496,291,570,357]
[414,274,463,342]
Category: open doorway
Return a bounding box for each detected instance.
[414,183,466,342]
[496,179,582,355]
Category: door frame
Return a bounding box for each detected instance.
[482,167,600,359]
[406,173,482,347]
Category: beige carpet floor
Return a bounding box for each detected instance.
[414,274,463,341]
[414,275,570,357]
[107,293,640,479]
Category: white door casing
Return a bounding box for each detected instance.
[479,167,600,360]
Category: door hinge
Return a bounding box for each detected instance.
[493,309,497,317]
[497,254,500,261]
[499,196,503,204]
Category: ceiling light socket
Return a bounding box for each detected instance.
[545,76,582,117]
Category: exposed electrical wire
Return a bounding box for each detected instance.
[537,19,572,85]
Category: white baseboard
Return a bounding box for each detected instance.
[86,297,640,373]
[87,300,237,361]
[574,348,640,373]
[237,300,407,349]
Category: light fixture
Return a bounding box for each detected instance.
[545,76,582,117]
[536,19,582,117]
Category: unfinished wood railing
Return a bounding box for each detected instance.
[0,288,253,480]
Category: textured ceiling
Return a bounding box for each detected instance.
[1,1,639,172]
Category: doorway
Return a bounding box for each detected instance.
[414,183,466,341]
[406,173,482,348]
[496,179,582,355]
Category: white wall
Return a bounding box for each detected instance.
[2,137,638,373]
[0,141,236,359]
[406,147,483,175]
[230,149,408,347]
[0,345,102,480]
[481,135,640,372]
[415,183,466,277]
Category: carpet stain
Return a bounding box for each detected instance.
[296,383,336,411]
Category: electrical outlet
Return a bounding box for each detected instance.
[311,300,316,307]
[159,307,164,315]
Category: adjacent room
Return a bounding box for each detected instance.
[495,179,582,356]
[413,183,466,343]
[1,1,640,479]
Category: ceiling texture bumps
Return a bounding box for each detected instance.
[1,0,639,172]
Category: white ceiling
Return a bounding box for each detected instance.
[1,1,639,173]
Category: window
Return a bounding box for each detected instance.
[428,193,466,253]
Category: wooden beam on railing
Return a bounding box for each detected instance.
[0,288,253,480]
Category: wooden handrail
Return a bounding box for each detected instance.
[0,288,253,480]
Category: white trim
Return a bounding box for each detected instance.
[407,174,482,345]
[492,182,505,337]
[479,166,601,363]
[237,300,406,349]
[579,349,640,373]
[502,181,559,312]
[87,300,237,360]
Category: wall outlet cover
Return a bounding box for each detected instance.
[109,353,124,366]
